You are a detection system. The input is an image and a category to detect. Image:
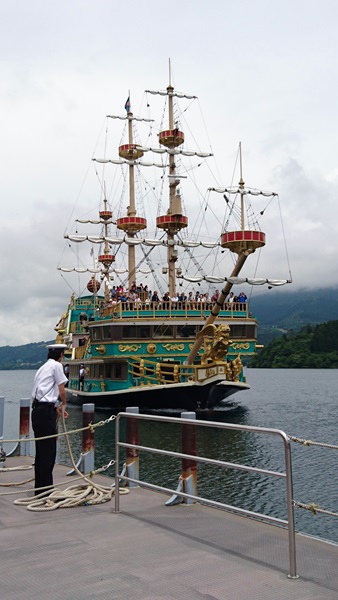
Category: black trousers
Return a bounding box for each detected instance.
[31,404,57,495]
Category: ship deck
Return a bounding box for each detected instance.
[1,456,337,600]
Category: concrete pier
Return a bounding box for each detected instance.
[0,456,337,599]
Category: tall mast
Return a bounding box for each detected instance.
[156,79,188,297]
[116,95,147,290]
[187,144,266,364]
[98,193,115,303]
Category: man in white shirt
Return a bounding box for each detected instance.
[31,344,68,495]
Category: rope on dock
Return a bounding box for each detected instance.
[13,412,129,510]
[293,500,338,518]
[289,436,338,450]
[0,463,34,487]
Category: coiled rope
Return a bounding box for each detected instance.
[13,412,129,511]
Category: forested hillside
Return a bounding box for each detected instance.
[250,321,338,368]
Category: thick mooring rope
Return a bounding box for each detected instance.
[13,412,129,510]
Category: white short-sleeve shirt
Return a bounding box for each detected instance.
[32,359,68,404]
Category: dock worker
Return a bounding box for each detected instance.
[31,344,68,495]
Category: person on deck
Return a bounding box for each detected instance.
[31,344,68,495]
[79,364,86,390]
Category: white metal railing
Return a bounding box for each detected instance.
[114,412,298,579]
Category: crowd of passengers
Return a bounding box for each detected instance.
[106,282,248,310]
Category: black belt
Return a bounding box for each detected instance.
[32,400,56,409]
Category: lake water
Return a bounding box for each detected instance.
[1,368,337,544]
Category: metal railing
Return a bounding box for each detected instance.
[114,412,298,579]
[99,301,250,320]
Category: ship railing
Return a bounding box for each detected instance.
[114,412,298,579]
[99,301,250,320]
[74,339,90,360]
[70,322,90,334]
[128,357,237,385]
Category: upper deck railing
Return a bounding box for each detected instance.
[98,301,251,320]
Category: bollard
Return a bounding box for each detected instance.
[166,411,197,506]
[67,403,95,475]
[125,407,139,487]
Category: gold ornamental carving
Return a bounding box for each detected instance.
[147,343,157,354]
[95,345,106,355]
[199,324,231,365]
[118,344,142,352]
[162,343,184,351]
[231,343,250,350]
[206,367,216,378]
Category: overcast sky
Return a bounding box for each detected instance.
[1,0,338,346]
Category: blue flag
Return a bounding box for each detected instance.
[124,97,131,112]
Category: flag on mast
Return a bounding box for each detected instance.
[124,96,131,112]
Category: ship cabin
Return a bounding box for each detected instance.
[63,296,257,394]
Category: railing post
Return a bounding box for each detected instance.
[0,396,4,468]
[166,411,197,506]
[19,398,30,456]
[181,411,197,504]
[114,414,121,513]
[67,403,95,475]
[125,407,139,487]
[284,436,298,579]
[82,403,95,474]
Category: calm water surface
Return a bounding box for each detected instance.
[0,368,337,543]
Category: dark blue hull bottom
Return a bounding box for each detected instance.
[66,380,249,412]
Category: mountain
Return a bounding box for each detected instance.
[0,341,54,370]
[249,286,338,345]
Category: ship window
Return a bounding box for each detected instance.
[153,325,173,338]
[231,325,246,338]
[102,326,112,340]
[122,326,136,338]
[105,362,128,380]
[91,327,102,341]
[177,324,197,338]
[88,363,104,378]
[139,326,151,339]
[122,325,151,339]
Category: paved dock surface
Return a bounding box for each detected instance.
[1,456,338,600]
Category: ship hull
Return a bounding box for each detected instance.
[66,379,249,412]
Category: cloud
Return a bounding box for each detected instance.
[1,0,338,344]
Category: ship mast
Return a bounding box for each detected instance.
[187,143,266,364]
[98,193,115,303]
[116,96,147,290]
[156,69,188,297]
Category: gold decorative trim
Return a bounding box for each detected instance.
[231,343,250,350]
[95,345,106,355]
[118,344,142,352]
[162,343,185,351]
